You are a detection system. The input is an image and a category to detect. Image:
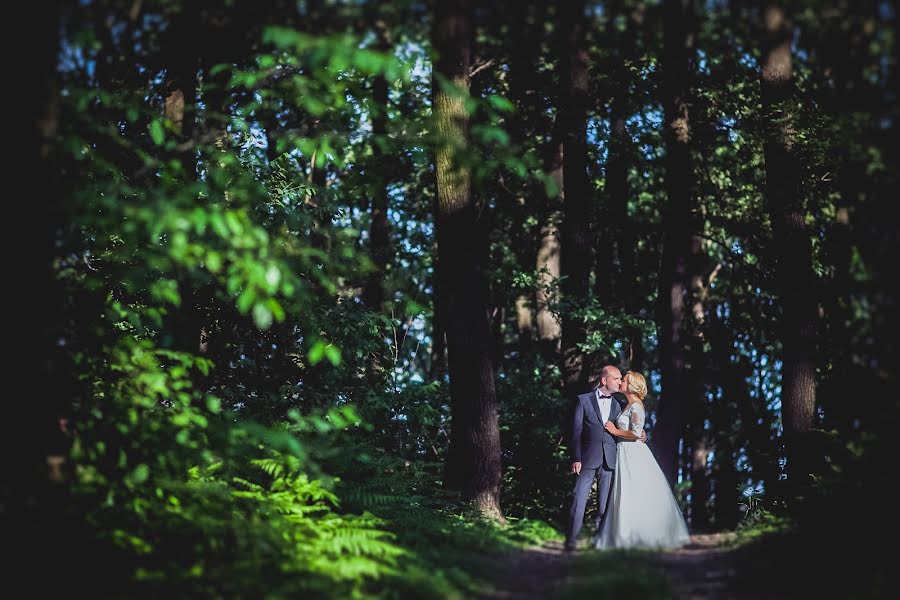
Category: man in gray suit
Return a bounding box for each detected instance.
[564,365,645,551]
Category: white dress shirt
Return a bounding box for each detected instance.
[596,389,612,423]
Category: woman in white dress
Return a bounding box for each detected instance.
[594,371,690,550]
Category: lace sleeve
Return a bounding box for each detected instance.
[629,404,646,437]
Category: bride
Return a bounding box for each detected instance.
[594,371,690,550]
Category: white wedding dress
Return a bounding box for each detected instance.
[594,402,690,550]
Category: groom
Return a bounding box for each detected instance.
[564,365,642,551]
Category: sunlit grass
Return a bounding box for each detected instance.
[553,550,674,599]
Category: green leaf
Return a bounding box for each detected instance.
[253,303,273,330]
[324,344,341,366]
[149,120,165,145]
[487,94,515,113]
[206,396,222,414]
[263,26,304,49]
[131,464,150,485]
[268,298,286,322]
[355,49,384,74]
[206,251,223,273]
[543,175,560,198]
[236,288,256,314]
[308,339,327,365]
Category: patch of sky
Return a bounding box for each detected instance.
[720,115,739,142]
[697,49,711,75]
[587,117,610,163]
[738,52,757,70]
[742,480,764,497]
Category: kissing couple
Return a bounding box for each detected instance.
[564,365,691,551]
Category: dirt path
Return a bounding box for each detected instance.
[481,533,769,600]
[645,533,748,599]
[476,540,570,600]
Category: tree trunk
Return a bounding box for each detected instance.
[362,22,392,312]
[162,5,203,355]
[430,246,448,381]
[613,3,647,373]
[536,202,562,360]
[506,0,546,356]
[432,0,503,520]
[759,1,818,491]
[558,0,594,397]
[10,3,76,592]
[606,75,642,372]
[653,0,697,487]
[685,246,715,530]
[537,134,563,360]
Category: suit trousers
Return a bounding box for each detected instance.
[565,462,614,547]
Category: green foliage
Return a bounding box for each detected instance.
[330,447,563,598]
[495,358,571,523]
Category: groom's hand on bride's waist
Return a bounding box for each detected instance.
[572,462,582,475]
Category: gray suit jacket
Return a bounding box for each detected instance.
[570,390,626,469]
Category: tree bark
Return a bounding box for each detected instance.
[537,127,564,360]
[612,3,647,373]
[429,245,448,381]
[558,0,594,397]
[432,0,503,519]
[653,0,697,487]
[535,210,562,357]
[362,21,392,312]
[685,248,714,530]
[10,3,75,591]
[759,1,818,491]
[161,4,203,355]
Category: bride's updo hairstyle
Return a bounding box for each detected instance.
[624,371,648,401]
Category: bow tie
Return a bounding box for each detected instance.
[598,393,613,399]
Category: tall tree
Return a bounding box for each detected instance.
[558,0,594,396]
[653,0,698,486]
[685,257,718,530]
[10,2,75,592]
[432,0,503,519]
[504,0,561,359]
[362,19,393,312]
[513,2,563,361]
[759,1,818,491]
[603,0,646,372]
[161,3,203,354]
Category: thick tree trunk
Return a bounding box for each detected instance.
[607,87,645,372]
[558,0,594,397]
[614,4,646,373]
[760,1,818,491]
[653,0,697,487]
[432,0,503,519]
[10,3,76,591]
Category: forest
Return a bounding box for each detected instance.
[7,0,897,598]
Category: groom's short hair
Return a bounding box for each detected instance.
[600,365,620,379]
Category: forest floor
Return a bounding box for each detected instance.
[479,532,785,600]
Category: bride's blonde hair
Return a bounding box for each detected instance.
[624,371,648,401]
